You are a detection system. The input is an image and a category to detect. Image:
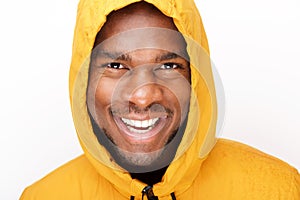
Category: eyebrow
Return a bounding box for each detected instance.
[155,52,181,62]
[95,50,186,62]
[96,50,131,61]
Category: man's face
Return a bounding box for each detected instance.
[87,3,191,168]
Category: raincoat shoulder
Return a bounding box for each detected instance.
[190,139,300,199]
[20,156,98,200]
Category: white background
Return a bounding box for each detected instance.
[0,0,299,199]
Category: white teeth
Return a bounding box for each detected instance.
[141,120,148,127]
[122,118,131,124]
[137,121,142,128]
[128,126,152,134]
[121,117,159,130]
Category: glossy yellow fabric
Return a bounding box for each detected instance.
[21,0,300,199]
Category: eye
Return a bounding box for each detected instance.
[107,62,126,69]
[160,63,182,70]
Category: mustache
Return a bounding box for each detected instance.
[110,103,174,116]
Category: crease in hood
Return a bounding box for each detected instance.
[69,0,222,197]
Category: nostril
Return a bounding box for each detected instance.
[128,84,163,109]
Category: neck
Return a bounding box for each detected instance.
[130,166,168,185]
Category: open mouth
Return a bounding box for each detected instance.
[113,116,167,140]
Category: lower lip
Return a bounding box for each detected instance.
[113,116,167,141]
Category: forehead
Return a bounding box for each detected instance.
[93,28,188,60]
[94,2,180,47]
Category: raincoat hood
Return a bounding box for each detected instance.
[69,0,218,197]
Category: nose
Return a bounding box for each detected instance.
[123,66,164,109]
[129,83,163,109]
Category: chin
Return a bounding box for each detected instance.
[116,147,164,167]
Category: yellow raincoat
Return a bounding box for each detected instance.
[21,0,300,199]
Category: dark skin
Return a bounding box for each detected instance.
[87,2,191,185]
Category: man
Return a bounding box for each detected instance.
[21,0,299,199]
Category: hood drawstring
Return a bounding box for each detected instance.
[130,196,135,200]
[170,192,176,200]
[140,185,177,200]
[142,185,158,200]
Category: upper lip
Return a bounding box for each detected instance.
[110,104,172,119]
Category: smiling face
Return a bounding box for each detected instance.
[87,2,191,170]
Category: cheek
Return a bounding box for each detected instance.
[176,90,191,121]
[167,78,191,111]
[94,77,116,109]
[87,73,118,118]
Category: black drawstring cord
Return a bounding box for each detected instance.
[137,185,176,200]
[142,185,158,200]
[170,192,176,200]
[130,196,135,200]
